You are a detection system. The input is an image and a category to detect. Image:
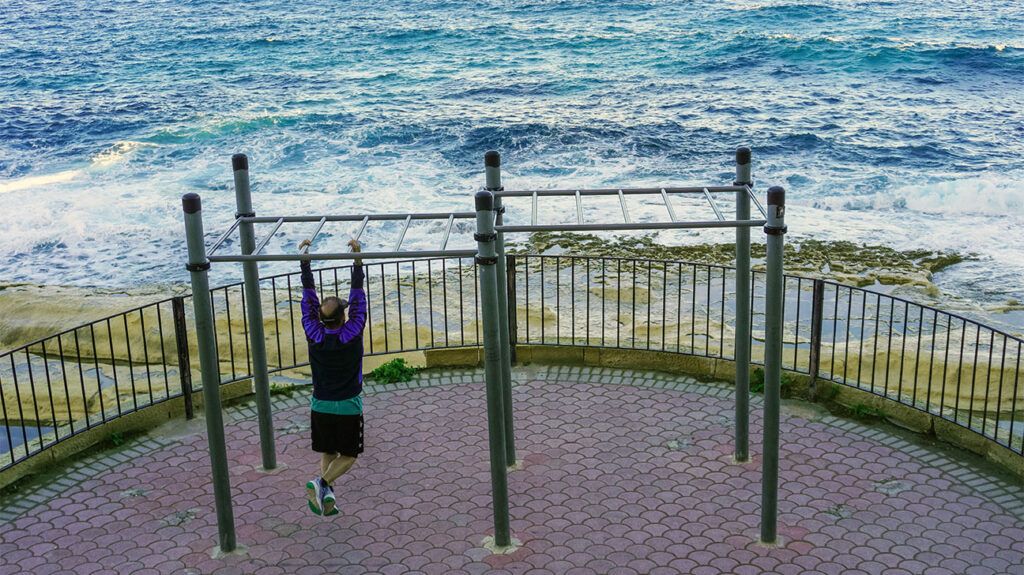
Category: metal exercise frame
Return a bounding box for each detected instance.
[180,148,788,553]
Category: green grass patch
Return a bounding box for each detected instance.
[270,382,300,397]
[750,367,798,398]
[370,358,418,384]
[109,431,126,447]
[850,402,886,420]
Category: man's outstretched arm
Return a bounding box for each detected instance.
[298,240,325,344]
[339,240,366,344]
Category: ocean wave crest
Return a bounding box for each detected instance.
[817,176,1024,218]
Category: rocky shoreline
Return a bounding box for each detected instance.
[0,239,1020,433]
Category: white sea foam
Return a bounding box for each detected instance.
[884,37,1023,52]
[825,176,1024,218]
[91,141,156,166]
[0,169,83,194]
[0,141,157,195]
[895,177,1024,216]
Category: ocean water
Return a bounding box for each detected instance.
[1,0,1023,309]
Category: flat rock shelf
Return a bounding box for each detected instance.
[1,366,1022,575]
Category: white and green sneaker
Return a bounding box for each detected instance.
[322,485,338,516]
[306,477,325,515]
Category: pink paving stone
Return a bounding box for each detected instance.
[2,376,1023,574]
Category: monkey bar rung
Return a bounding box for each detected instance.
[206,211,477,260]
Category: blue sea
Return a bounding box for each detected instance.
[1,0,1023,309]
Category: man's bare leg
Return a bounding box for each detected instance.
[321,452,339,477]
[323,454,356,485]
[320,454,355,516]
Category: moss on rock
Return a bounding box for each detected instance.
[508,233,966,290]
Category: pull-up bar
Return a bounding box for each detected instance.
[208,249,478,263]
[180,146,789,555]
[495,182,766,234]
[207,212,478,260]
[495,184,749,195]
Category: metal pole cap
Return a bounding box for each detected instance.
[475,190,495,211]
[764,186,787,235]
[232,153,249,172]
[736,147,751,166]
[484,150,501,168]
[182,193,202,214]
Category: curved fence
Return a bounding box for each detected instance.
[1,255,1021,473]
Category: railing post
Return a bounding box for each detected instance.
[734,146,752,463]
[809,279,826,400]
[171,296,194,420]
[181,193,236,553]
[506,254,518,364]
[761,186,787,545]
[486,150,517,468]
[232,154,277,471]
[474,189,513,549]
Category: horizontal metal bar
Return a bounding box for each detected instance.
[240,212,476,224]
[661,188,678,222]
[496,220,767,233]
[497,185,747,198]
[209,249,478,263]
[703,188,725,222]
[301,217,327,254]
[747,185,768,218]
[393,215,412,251]
[207,219,241,256]
[252,218,284,256]
[439,214,455,250]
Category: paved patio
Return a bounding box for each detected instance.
[1,366,1022,575]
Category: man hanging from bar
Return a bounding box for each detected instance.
[298,238,366,516]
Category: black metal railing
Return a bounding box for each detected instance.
[1,255,1021,473]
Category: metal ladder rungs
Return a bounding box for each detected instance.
[703,188,725,222]
[301,216,328,254]
[392,214,412,252]
[252,218,285,256]
[351,216,370,250]
[208,219,241,256]
[439,214,455,250]
[747,185,767,218]
[660,188,678,222]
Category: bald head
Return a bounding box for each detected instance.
[320,296,346,328]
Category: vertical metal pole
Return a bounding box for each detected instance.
[734,147,752,463]
[171,296,195,420]
[761,186,787,545]
[486,151,517,467]
[181,193,236,552]
[808,279,825,400]
[232,154,277,470]
[474,190,512,547]
[506,254,518,364]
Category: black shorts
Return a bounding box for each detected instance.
[310,411,364,457]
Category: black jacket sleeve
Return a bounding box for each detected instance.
[300,260,315,290]
[350,263,364,290]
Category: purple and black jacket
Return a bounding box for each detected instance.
[300,261,367,402]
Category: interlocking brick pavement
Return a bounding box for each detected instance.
[1,366,1022,574]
